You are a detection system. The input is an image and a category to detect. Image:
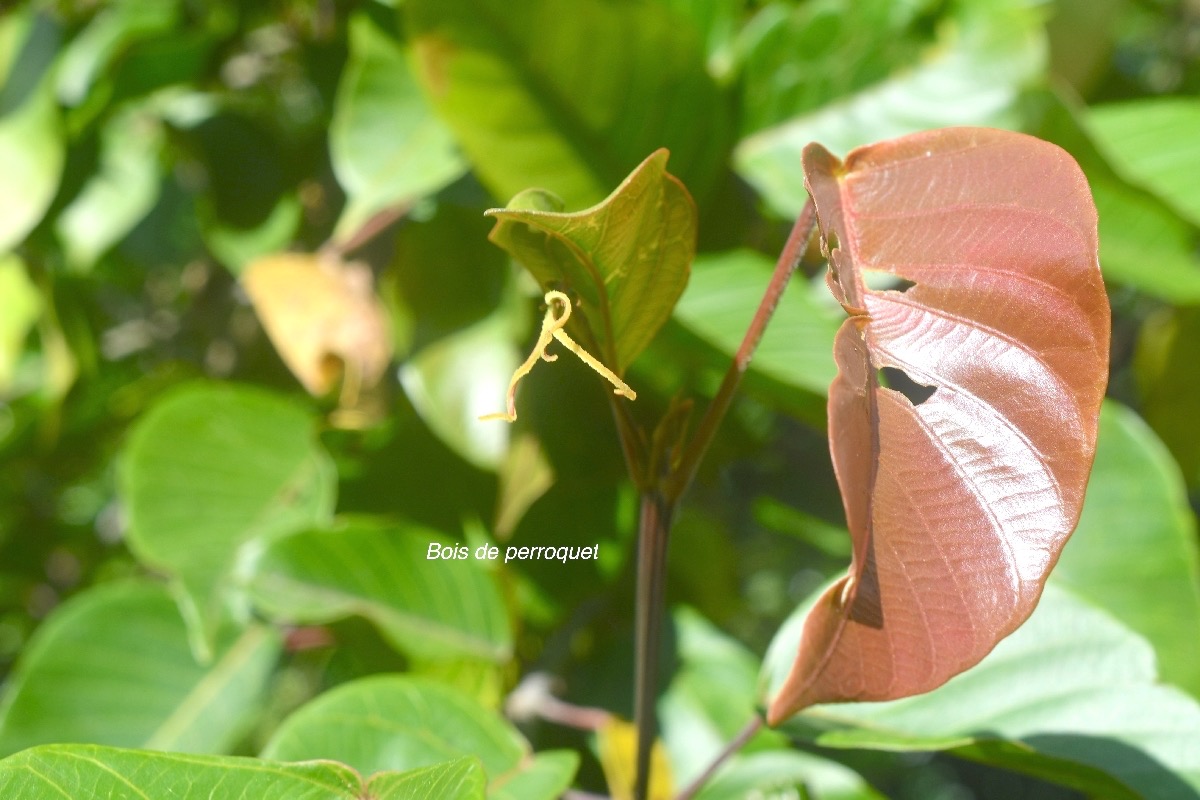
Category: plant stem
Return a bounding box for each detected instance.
[671,715,764,800]
[633,489,673,800]
[663,199,817,504]
[630,201,818,800]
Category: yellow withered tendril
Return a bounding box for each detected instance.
[480,290,636,423]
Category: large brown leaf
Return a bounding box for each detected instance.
[768,128,1110,725]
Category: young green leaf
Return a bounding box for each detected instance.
[55,104,164,272]
[486,149,696,375]
[120,383,336,659]
[0,581,279,757]
[768,128,1109,723]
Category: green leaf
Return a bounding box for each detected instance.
[330,14,465,243]
[262,675,577,800]
[1029,88,1200,303]
[673,249,841,397]
[736,0,932,136]
[1091,178,1200,302]
[485,750,577,800]
[694,751,886,800]
[771,586,1200,799]
[735,0,1045,217]
[1089,97,1200,228]
[654,0,742,80]
[0,26,64,251]
[487,149,696,373]
[662,609,882,800]
[367,757,486,800]
[1137,307,1200,488]
[119,383,336,659]
[0,254,41,394]
[399,311,521,470]
[0,745,365,800]
[406,0,728,209]
[56,104,164,271]
[1053,401,1200,698]
[662,609,782,771]
[247,517,512,663]
[204,194,303,277]
[55,0,180,106]
[0,581,280,757]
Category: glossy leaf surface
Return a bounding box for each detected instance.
[768,127,1109,722]
[487,149,695,374]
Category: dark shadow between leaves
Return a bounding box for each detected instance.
[958,732,1200,800]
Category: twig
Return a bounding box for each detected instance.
[672,715,764,800]
[628,202,818,800]
[633,491,673,800]
[662,200,817,503]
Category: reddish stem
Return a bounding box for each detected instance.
[663,200,817,503]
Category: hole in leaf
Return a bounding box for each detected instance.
[877,367,936,406]
[825,230,839,253]
[862,270,917,293]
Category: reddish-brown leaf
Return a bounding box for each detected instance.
[767,128,1110,725]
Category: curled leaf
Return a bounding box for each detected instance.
[768,127,1109,724]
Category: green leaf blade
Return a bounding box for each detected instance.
[248,518,513,663]
[1053,401,1200,697]
[119,383,336,657]
[330,14,466,242]
[771,586,1200,799]
[262,675,574,799]
[368,756,487,800]
[487,149,696,372]
[1089,97,1200,228]
[0,745,363,800]
[0,581,280,758]
[407,0,728,209]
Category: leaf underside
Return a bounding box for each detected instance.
[768,127,1110,723]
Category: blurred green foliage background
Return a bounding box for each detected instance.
[1,0,1199,798]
